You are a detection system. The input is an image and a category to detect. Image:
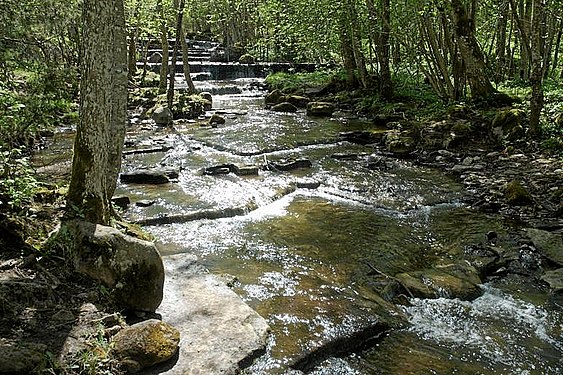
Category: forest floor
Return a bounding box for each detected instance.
[0,86,562,373]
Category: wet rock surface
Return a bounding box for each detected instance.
[144,253,270,375]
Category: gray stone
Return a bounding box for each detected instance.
[384,130,415,155]
[239,54,256,64]
[232,164,259,176]
[152,106,173,126]
[68,220,164,312]
[306,102,335,117]
[0,340,46,374]
[112,319,180,370]
[541,268,563,292]
[526,228,563,266]
[144,253,270,375]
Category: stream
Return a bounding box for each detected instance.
[112,76,563,374]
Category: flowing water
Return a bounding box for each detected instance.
[66,75,563,373]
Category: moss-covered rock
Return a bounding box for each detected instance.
[505,180,533,206]
[384,129,416,155]
[147,92,206,121]
[306,101,335,117]
[238,54,256,64]
[112,319,180,371]
[491,108,525,142]
[65,220,165,312]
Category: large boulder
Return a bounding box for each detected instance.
[306,101,335,117]
[284,95,310,108]
[505,180,533,206]
[112,319,180,372]
[148,52,163,63]
[67,220,165,312]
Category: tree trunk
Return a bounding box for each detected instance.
[157,0,169,94]
[67,0,127,225]
[127,1,140,81]
[181,27,196,94]
[450,0,497,99]
[529,0,546,136]
[167,0,185,108]
[378,0,393,99]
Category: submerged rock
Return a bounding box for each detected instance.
[208,113,226,125]
[269,159,312,171]
[112,319,180,372]
[396,264,483,301]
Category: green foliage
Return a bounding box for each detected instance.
[0,68,78,150]
[0,148,37,212]
[265,69,342,92]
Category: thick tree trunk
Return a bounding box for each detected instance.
[450,0,498,99]
[68,0,127,224]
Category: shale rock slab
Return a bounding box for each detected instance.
[143,253,270,375]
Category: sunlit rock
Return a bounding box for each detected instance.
[306,101,335,117]
[526,228,563,266]
[68,220,165,312]
[112,319,180,372]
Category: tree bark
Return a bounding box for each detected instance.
[450,0,498,99]
[67,0,127,224]
[157,0,169,94]
[529,0,546,136]
[378,0,393,99]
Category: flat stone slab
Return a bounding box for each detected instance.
[144,254,269,375]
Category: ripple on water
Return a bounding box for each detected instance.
[403,284,563,374]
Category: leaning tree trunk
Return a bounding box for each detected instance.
[181,28,196,94]
[450,0,498,99]
[67,0,127,225]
